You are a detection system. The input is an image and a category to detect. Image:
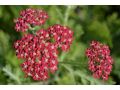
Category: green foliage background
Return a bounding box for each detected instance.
[0,5,120,85]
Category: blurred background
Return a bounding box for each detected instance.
[0,5,120,85]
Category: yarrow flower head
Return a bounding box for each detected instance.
[14,8,73,80]
[48,24,73,51]
[14,31,58,80]
[86,40,113,80]
[14,8,48,32]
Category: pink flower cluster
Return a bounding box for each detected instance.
[48,24,73,51]
[14,9,73,80]
[86,40,113,80]
[14,32,58,80]
[14,8,48,32]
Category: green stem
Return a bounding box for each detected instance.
[59,61,87,67]
[64,6,72,25]
[55,7,63,21]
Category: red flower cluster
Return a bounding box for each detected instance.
[14,8,48,32]
[48,24,73,51]
[86,40,113,80]
[14,9,73,80]
[14,32,58,80]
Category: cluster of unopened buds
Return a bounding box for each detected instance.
[86,40,113,80]
[14,8,73,80]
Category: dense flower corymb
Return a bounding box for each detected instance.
[14,8,48,32]
[48,24,73,51]
[14,31,58,80]
[86,40,113,80]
